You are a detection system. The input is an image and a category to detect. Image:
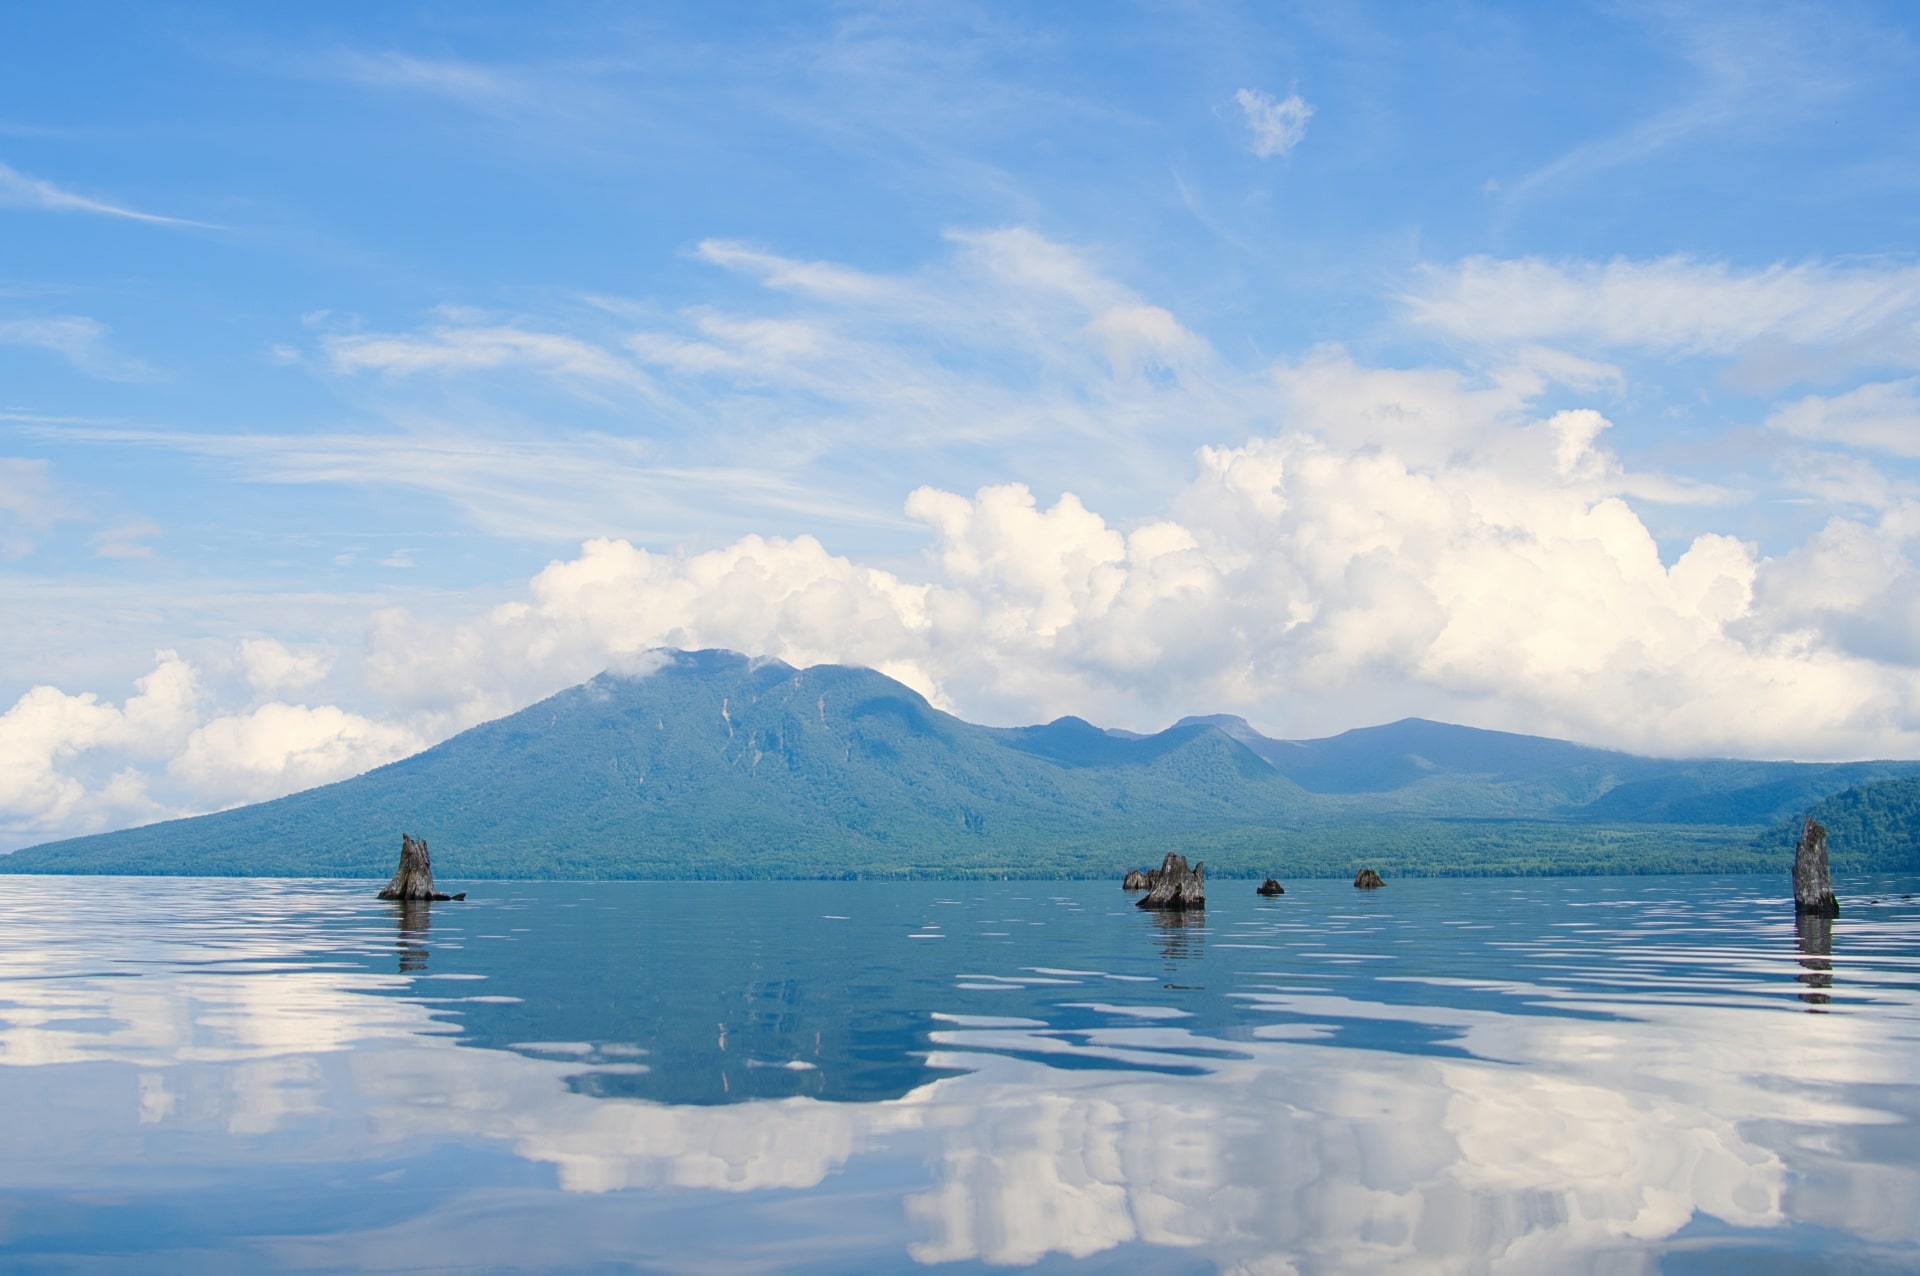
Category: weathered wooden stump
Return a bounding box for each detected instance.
[1792,818,1839,918]
[1353,868,1385,889]
[1136,852,1205,910]
[1256,878,1285,896]
[378,834,465,902]
[1122,869,1149,890]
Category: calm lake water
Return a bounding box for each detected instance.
[2,874,1918,1274]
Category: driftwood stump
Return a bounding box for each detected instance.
[1136,852,1205,910]
[1793,818,1839,918]
[1122,869,1149,890]
[1257,878,1285,896]
[378,834,464,902]
[1354,868,1385,889]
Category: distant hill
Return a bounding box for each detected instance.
[1171,713,1916,826]
[1765,774,1920,871]
[5,649,1917,879]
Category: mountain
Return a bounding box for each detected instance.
[1,651,1309,880]
[6,649,1917,879]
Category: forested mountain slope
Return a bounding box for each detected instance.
[7,649,1916,878]
[1766,774,1920,871]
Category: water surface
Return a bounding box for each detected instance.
[1,874,1917,1273]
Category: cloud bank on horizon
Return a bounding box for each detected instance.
[2,2,1919,847]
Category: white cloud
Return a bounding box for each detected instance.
[0,316,157,381]
[91,518,162,560]
[1768,378,1920,458]
[336,51,525,111]
[0,652,199,833]
[333,402,1920,762]
[0,457,78,558]
[16,236,1920,845]
[1234,88,1313,159]
[694,240,902,303]
[0,647,421,842]
[1495,7,1863,212]
[55,230,1225,547]
[1405,256,1920,364]
[238,638,333,696]
[9,414,1920,845]
[0,160,203,227]
[323,323,653,391]
[169,703,421,808]
[38,425,887,545]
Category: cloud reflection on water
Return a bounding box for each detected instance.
[0,878,1916,1273]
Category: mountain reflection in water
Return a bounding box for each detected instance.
[0,874,1916,1273]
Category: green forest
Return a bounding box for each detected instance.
[1764,774,1920,872]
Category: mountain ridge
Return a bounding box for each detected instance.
[5,648,1917,879]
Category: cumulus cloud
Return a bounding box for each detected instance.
[16,236,1920,845]
[0,652,199,833]
[337,401,1920,762]
[0,650,416,843]
[169,703,421,807]
[1234,88,1313,159]
[238,638,334,695]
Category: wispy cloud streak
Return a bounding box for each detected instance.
[0,160,205,227]
[0,316,158,381]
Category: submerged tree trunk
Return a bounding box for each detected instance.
[1793,819,1839,918]
[1136,852,1205,910]
[378,834,464,902]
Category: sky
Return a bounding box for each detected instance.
[3,1,1920,849]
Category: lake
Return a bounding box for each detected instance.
[1,873,1917,1274]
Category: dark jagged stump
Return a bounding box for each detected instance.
[1792,818,1839,918]
[1122,869,1149,890]
[377,834,465,902]
[1136,852,1205,911]
[1257,878,1285,896]
[1354,868,1385,889]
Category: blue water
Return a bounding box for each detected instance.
[1,874,1918,1274]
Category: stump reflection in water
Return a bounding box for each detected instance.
[1151,908,1205,969]
[1794,911,1833,1010]
[395,899,432,974]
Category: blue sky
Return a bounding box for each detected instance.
[4,2,1920,846]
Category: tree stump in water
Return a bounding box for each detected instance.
[1136,852,1205,910]
[1122,869,1149,890]
[1353,868,1385,889]
[1793,818,1839,918]
[1257,878,1285,896]
[378,834,465,902]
